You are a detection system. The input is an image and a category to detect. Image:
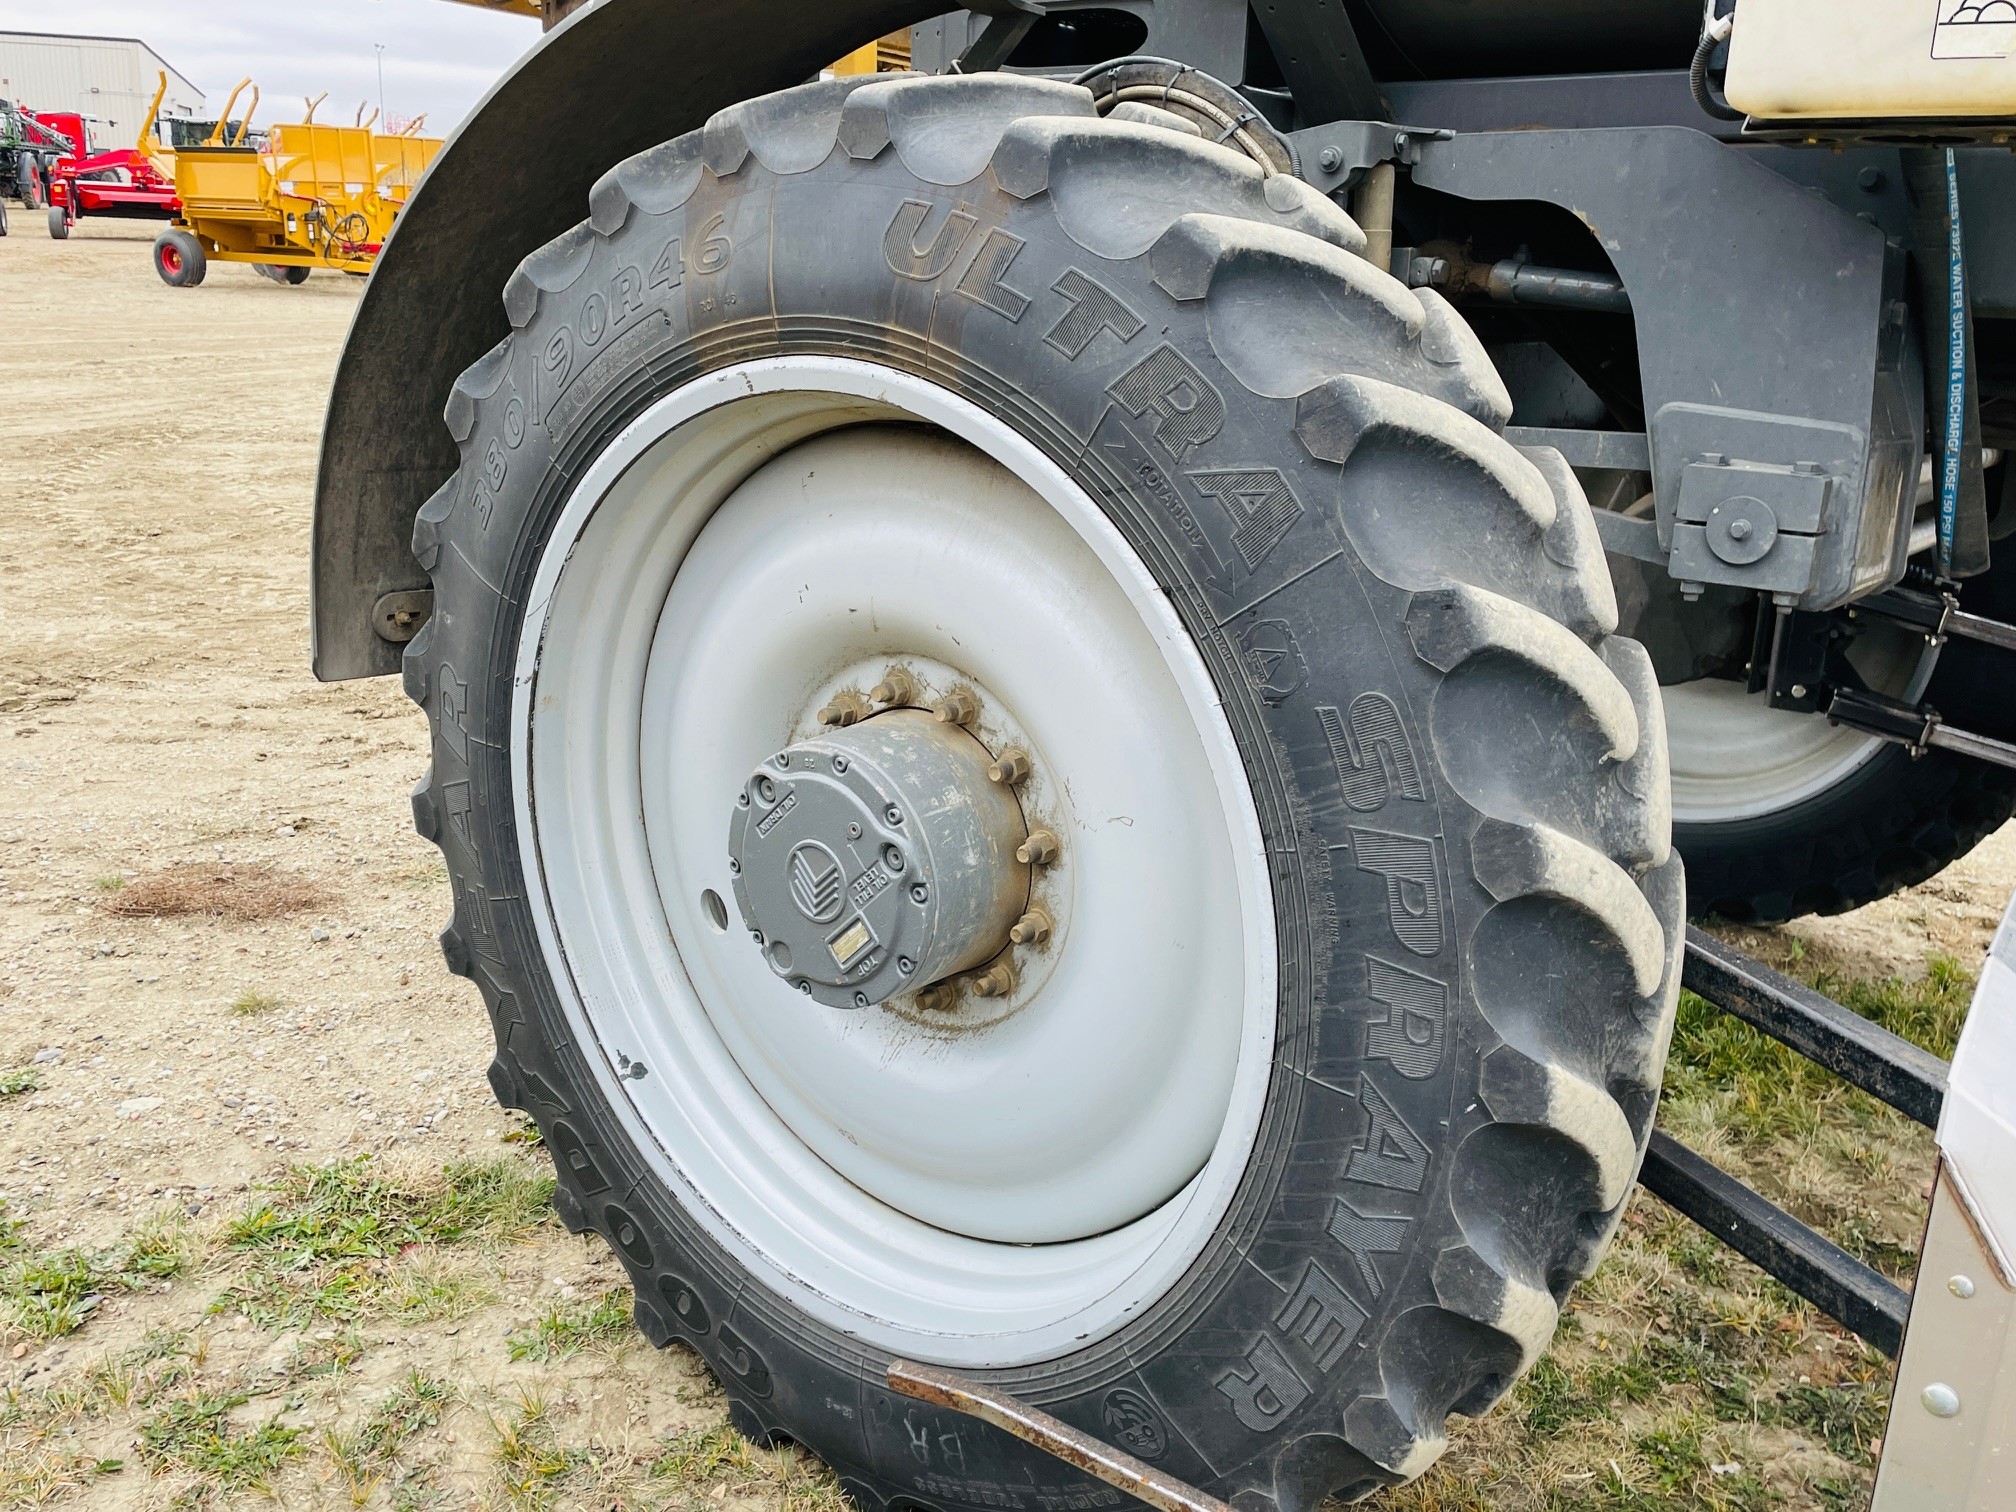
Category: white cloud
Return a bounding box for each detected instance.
[0,0,535,136]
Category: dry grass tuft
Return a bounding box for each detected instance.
[101,862,329,922]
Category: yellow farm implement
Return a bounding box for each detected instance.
[151,90,441,288]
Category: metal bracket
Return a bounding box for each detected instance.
[1285,120,1452,197]
[953,0,1046,74]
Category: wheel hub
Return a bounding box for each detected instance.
[728,708,1030,1009]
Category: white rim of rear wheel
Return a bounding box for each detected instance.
[511,357,1277,1365]
[1665,623,1936,827]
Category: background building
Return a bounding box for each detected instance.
[0,31,203,153]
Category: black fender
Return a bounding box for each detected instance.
[311,0,941,680]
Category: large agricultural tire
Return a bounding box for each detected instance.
[405,73,1683,1508]
[0,197,9,237]
[1679,744,2016,923]
[19,162,41,211]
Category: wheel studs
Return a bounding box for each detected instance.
[972,958,1017,998]
[1009,907,1052,946]
[916,982,958,1012]
[1016,829,1059,867]
[932,690,979,727]
[817,692,871,728]
[870,668,917,707]
[987,748,1031,786]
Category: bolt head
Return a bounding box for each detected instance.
[1922,1382,1962,1418]
[1318,145,1343,172]
[1949,1274,1977,1299]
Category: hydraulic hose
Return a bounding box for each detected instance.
[1690,9,1744,122]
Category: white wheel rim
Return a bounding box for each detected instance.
[513,358,1277,1364]
[1666,626,1934,826]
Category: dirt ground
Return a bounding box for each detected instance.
[2,221,2013,1509]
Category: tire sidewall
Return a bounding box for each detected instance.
[424,138,1525,1506]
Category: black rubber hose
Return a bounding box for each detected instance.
[1690,31,1745,122]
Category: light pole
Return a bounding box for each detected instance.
[374,43,386,129]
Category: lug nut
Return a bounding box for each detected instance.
[932,690,979,727]
[870,668,917,706]
[1016,829,1060,867]
[987,748,1031,786]
[1009,907,1052,946]
[916,982,958,1012]
[817,692,870,728]
[972,959,1017,998]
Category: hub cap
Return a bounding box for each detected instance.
[729,711,1031,1009]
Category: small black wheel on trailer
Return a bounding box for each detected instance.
[154,229,207,288]
[405,73,1683,1508]
[279,264,310,285]
[48,206,68,240]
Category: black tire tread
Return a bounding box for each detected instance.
[404,72,1682,1505]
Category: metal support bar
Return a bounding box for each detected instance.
[955,0,1045,73]
[1683,927,1948,1128]
[1640,1131,1912,1355]
[887,1361,1234,1512]
[1829,687,2016,771]
[1859,585,2016,653]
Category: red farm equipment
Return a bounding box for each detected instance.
[38,110,178,241]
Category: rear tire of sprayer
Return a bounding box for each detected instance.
[153,229,206,288]
[20,163,41,211]
[405,74,1683,1506]
[47,207,68,241]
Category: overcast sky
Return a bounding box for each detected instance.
[0,0,536,136]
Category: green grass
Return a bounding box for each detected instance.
[0,1071,38,1100]
[506,1290,631,1362]
[136,1389,303,1493]
[1,1219,188,1344]
[325,1371,452,1504]
[92,875,125,893]
[214,1155,554,1326]
[492,1392,587,1509]
[229,989,283,1017]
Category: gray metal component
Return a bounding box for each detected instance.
[1592,511,1664,565]
[1503,426,1651,471]
[1244,0,1389,124]
[910,1,1241,79]
[1412,125,1922,610]
[1386,69,1743,139]
[727,710,1029,1009]
[956,0,1046,72]
[311,0,945,682]
[1485,259,1631,314]
[1653,407,1881,604]
[1285,120,1449,195]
